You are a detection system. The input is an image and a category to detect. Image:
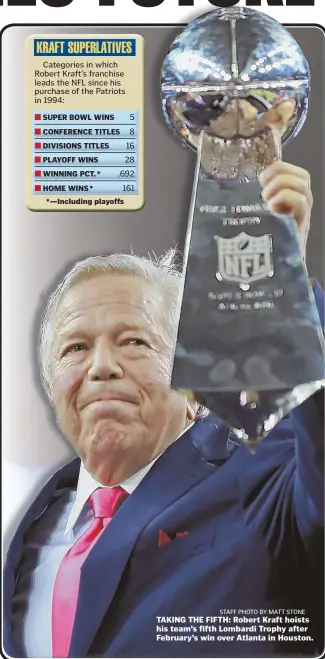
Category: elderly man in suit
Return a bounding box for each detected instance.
[3,155,324,656]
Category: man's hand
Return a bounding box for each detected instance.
[257,100,312,260]
[258,161,312,259]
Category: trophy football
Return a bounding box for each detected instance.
[161,7,325,451]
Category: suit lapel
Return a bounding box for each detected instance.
[69,419,225,657]
[3,458,80,659]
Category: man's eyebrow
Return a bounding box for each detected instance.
[114,322,164,343]
[111,322,167,347]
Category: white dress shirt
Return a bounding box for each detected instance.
[66,420,195,533]
[65,455,161,533]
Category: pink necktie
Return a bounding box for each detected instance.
[52,486,128,658]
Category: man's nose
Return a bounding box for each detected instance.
[87,341,123,381]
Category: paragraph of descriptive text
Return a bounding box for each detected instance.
[155,610,314,644]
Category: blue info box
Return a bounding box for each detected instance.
[34,167,137,180]
[35,126,138,139]
[39,154,138,166]
[33,181,138,195]
[33,111,138,124]
[34,139,137,153]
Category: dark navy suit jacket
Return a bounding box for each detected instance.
[3,284,324,658]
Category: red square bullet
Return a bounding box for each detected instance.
[34,156,41,163]
[35,143,41,149]
[35,185,42,192]
[35,171,41,177]
[35,114,41,120]
[35,128,41,135]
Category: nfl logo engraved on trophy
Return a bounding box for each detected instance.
[216,232,274,287]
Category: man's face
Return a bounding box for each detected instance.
[51,274,188,485]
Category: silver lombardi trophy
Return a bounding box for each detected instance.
[161,7,324,451]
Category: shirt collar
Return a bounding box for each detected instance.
[65,421,195,534]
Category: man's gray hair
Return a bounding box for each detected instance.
[40,249,185,401]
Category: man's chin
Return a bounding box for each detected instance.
[86,418,130,448]
[80,419,134,482]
